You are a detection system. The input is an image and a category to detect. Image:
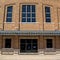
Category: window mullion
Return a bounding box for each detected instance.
[31,5,32,22]
[26,5,27,22]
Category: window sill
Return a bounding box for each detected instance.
[20,22,39,24]
[4,22,15,24]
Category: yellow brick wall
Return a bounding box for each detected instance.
[0,0,60,30]
[55,36,60,49]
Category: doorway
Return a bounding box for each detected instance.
[20,39,38,53]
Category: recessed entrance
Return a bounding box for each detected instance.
[20,39,38,53]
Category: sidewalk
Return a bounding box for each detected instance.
[0,54,60,60]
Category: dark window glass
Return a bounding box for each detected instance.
[20,44,26,52]
[32,13,35,17]
[20,39,38,53]
[22,5,26,12]
[7,6,13,12]
[22,18,26,22]
[45,7,50,12]
[27,13,31,17]
[5,39,11,48]
[27,5,30,12]
[46,39,53,48]
[27,40,31,43]
[32,5,35,12]
[27,18,31,22]
[46,18,51,22]
[32,18,36,22]
[46,14,50,17]
[27,44,31,50]
[6,6,13,22]
[32,39,37,43]
[20,39,26,43]
[22,13,26,17]
[22,5,36,22]
[6,18,12,22]
[32,44,37,51]
[45,6,51,22]
[7,13,12,17]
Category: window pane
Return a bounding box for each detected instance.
[46,18,51,22]
[32,13,35,17]
[22,18,26,22]
[5,39,11,48]
[22,5,36,22]
[7,6,13,12]
[20,39,26,43]
[27,13,31,17]
[32,44,37,50]
[32,5,35,12]
[27,44,31,50]
[27,40,31,43]
[6,6,13,22]
[20,44,25,51]
[32,39,37,43]
[45,6,51,22]
[22,13,26,17]
[7,13,12,17]
[46,39,53,48]
[45,7,50,12]
[27,5,30,12]
[46,14,50,17]
[27,18,31,22]
[45,12,50,14]
[46,17,51,19]
[6,18,12,22]
[22,5,26,12]
[32,18,36,22]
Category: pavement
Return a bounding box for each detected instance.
[0,54,60,60]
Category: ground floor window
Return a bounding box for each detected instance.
[46,39,53,48]
[5,39,11,48]
[20,39,38,53]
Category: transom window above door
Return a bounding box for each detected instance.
[22,5,36,22]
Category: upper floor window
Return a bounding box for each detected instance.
[45,6,51,22]
[22,5,36,22]
[6,6,13,22]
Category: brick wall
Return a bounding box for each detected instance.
[0,0,60,30]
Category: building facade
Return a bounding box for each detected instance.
[0,0,60,55]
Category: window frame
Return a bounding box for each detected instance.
[5,5,13,23]
[21,4,36,23]
[45,6,51,22]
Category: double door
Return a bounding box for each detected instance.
[20,39,38,53]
